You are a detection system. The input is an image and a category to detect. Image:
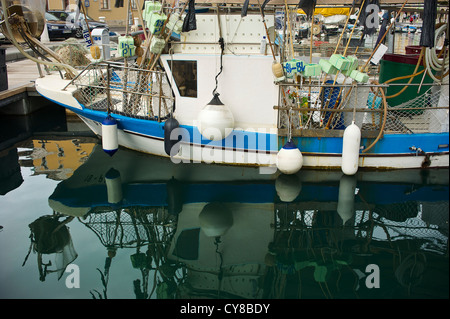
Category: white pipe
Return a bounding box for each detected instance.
[1,0,78,75]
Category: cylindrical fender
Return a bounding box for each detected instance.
[341,121,361,175]
[164,117,180,156]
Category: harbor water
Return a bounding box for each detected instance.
[0,103,448,300]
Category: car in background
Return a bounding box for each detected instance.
[47,10,69,21]
[48,10,108,38]
[45,12,76,40]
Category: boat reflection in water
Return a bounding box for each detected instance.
[40,145,448,299]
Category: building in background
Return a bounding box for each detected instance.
[47,0,142,27]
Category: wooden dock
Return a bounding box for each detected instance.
[0,55,42,114]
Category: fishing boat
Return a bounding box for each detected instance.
[402,25,417,33]
[1,0,448,175]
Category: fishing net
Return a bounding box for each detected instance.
[54,38,91,68]
[278,82,385,132]
[383,85,449,134]
[71,61,174,121]
[278,83,449,135]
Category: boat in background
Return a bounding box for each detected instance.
[2,0,448,175]
[402,25,418,33]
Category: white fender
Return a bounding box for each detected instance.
[276,140,303,175]
[341,121,361,175]
[102,115,118,156]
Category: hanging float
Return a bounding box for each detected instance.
[197,94,234,141]
[276,140,303,175]
[272,61,285,82]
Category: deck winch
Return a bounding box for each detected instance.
[0,3,44,43]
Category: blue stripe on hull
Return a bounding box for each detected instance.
[180,125,278,152]
[45,97,449,156]
[290,133,449,155]
[54,100,278,153]
[362,133,449,154]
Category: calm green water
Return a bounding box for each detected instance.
[0,107,448,300]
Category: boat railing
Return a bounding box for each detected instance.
[68,61,175,122]
[274,82,449,139]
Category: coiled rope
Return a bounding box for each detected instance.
[424,23,449,83]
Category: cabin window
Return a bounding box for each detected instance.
[169,60,197,98]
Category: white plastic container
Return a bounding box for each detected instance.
[92,28,110,60]
[260,36,267,55]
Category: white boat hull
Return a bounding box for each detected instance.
[78,114,449,171]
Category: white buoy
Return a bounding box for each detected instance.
[198,94,234,141]
[341,121,361,175]
[337,174,357,225]
[276,140,303,175]
[102,115,118,156]
[275,173,302,202]
[198,202,233,237]
[105,168,122,204]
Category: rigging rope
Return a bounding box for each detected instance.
[212,37,225,97]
